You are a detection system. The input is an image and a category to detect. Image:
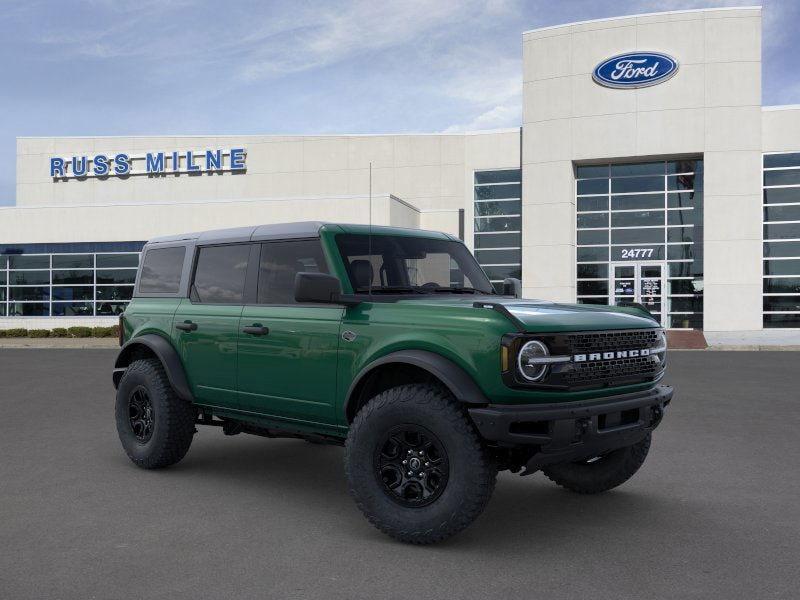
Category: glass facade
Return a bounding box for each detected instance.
[576,159,704,329]
[474,169,522,292]
[0,242,144,317]
[763,153,800,328]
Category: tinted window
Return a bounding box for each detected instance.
[192,244,250,304]
[138,246,186,294]
[257,240,329,304]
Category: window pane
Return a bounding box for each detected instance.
[474,232,520,248]
[576,165,608,178]
[8,302,49,316]
[0,304,5,316]
[764,259,800,275]
[577,230,608,245]
[96,253,139,268]
[764,205,800,222]
[474,200,521,216]
[474,216,520,232]
[611,246,665,261]
[763,296,800,312]
[611,210,664,227]
[8,255,48,269]
[257,240,328,304]
[669,279,703,295]
[669,314,703,329]
[668,227,695,243]
[577,264,608,278]
[577,196,608,211]
[763,188,800,204]
[9,270,50,285]
[52,254,93,269]
[96,302,128,315]
[10,287,50,301]
[667,160,702,174]
[474,184,521,200]
[193,244,250,304]
[669,262,698,277]
[577,280,608,295]
[482,266,521,281]
[764,241,800,258]
[0,255,6,269]
[96,286,134,301]
[764,223,800,240]
[764,170,800,186]
[668,209,699,226]
[667,245,695,260]
[764,153,800,168]
[577,212,608,228]
[577,247,609,262]
[764,314,800,327]
[97,269,136,284]
[667,174,698,191]
[52,286,94,301]
[611,228,664,244]
[578,297,609,305]
[669,296,703,312]
[474,249,521,264]
[138,247,185,294]
[611,194,663,210]
[0,288,5,301]
[763,278,800,293]
[52,270,93,284]
[52,302,94,316]
[474,170,520,184]
[611,162,664,177]
[611,176,663,194]
[577,179,608,195]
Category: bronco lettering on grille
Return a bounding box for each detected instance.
[573,349,651,362]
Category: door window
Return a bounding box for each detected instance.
[138,246,185,294]
[192,244,250,304]
[611,262,665,326]
[257,240,329,305]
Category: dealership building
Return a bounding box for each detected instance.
[2,6,799,340]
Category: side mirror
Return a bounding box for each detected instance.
[502,277,522,298]
[295,272,343,304]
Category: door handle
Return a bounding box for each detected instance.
[242,324,269,336]
[175,321,198,332]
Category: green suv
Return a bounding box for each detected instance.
[113,222,672,544]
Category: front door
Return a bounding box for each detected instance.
[237,239,343,427]
[610,262,666,327]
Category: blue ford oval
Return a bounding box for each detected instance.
[593,52,678,89]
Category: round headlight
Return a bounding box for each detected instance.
[517,340,550,382]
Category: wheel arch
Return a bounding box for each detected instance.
[113,334,194,402]
[344,349,489,423]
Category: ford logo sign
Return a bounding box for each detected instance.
[592,52,678,89]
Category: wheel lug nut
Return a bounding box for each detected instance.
[407,471,413,476]
[402,460,407,465]
[425,462,430,466]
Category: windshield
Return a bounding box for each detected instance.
[335,233,494,295]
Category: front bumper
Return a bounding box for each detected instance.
[468,385,673,471]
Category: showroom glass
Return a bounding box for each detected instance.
[335,234,493,294]
[763,153,800,328]
[575,159,704,329]
[257,239,329,304]
[191,245,250,304]
[0,244,142,317]
[474,169,522,292]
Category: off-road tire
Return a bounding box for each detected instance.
[115,358,196,469]
[542,433,652,494]
[345,383,496,544]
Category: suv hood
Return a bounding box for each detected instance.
[395,295,659,332]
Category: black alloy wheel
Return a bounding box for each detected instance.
[375,424,449,507]
[128,386,154,443]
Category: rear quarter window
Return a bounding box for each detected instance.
[138,246,186,294]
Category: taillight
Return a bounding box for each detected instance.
[118,314,124,347]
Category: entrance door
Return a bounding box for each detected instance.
[610,262,666,327]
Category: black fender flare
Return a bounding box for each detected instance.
[113,334,194,402]
[344,349,489,420]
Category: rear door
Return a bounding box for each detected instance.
[173,243,255,409]
[237,239,343,426]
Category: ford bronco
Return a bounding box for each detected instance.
[113,222,672,544]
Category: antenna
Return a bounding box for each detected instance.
[368,161,373,296]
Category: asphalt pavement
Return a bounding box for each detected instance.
[1,349,798,599]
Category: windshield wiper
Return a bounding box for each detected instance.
[428,286,483,294]
[354,286,425,294]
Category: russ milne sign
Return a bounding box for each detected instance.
[592,52,678,89]
[50,148,246,179]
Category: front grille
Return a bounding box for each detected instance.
[564,355,658,386]
[567,329,661,354]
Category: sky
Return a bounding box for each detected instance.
[1,0,799,206]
